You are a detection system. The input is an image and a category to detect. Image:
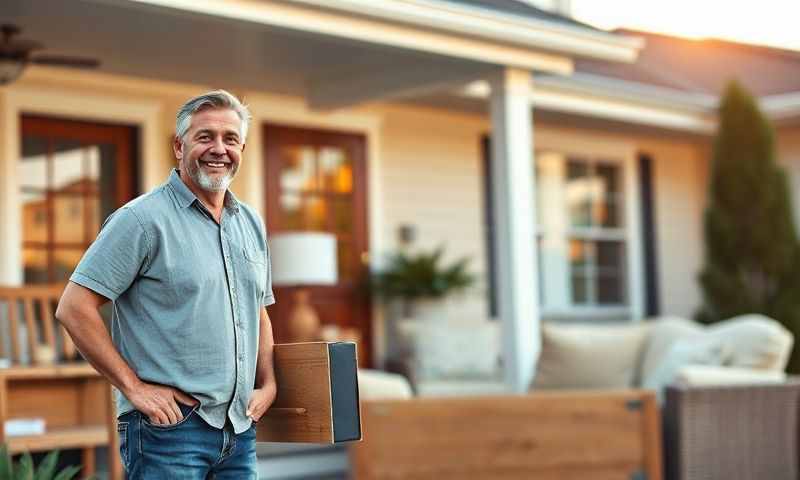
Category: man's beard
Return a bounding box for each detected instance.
[184,155,238,193]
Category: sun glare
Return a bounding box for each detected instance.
[571,0,800,51]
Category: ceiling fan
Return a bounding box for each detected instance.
[0,24,100,85]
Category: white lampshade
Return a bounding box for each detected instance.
[269,232,338,286]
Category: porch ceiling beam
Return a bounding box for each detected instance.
[116,0,575,74]
[307,63,491,111]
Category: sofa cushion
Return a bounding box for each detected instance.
[705,314,793,370]
[639,316,705,385]
[398,319,501,381]
[675,365,787,387]
[532,322,649,390]
[641,337,730,398]
[357,369,413,400]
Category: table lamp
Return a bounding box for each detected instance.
[269,232,338,342]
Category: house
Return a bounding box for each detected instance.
[1,0,799,399]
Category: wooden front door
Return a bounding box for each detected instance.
[264,124,371,366]
[19,116,137,284]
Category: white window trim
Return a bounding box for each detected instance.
[534,131,644,321]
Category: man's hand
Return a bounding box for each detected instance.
[126,381,198,425]
[246,382,277,423]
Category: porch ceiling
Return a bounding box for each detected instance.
[2,0,506,108]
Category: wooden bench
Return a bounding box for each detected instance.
[0,284,121,479]
[350,389,663,480]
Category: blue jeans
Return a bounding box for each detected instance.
[117,403,258,479]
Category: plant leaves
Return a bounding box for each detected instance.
[16,453,33,480]
[0,445,12,480]
[33,450,59,480]
[52,465,81,480]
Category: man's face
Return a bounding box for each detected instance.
[174,107,245,193]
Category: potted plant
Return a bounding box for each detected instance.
[371,245,475,320]
[0,446,84,480]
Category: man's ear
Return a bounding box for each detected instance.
[173,135,184,160]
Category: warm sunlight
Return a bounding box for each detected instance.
[572,0,800,50]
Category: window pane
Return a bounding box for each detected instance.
[596,241,625,274]
[571,272,588,304]
[566,159,592,227]
[21,191,48,243]
[98,143,118,221]
[280,146,318,192]
[319,147,353,193]
[53,249,84,282]
[332,197,353,234]
[20,136,48,189]
[52,140,85,193]
[22,248,49,283]
[337,239,354,282]
[53,195,85,243]
[597,273,625,304]
[595,163,622,228]
[280,193,327,230]
[569,239,590,269]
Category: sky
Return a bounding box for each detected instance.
[569,0,800,52]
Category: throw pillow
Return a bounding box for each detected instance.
[641,338,730,401]
[532,322,650,390]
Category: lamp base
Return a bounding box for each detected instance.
[287,289,320,343]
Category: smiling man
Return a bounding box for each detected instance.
[56,90,276,479]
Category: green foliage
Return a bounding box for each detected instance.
[0,447,82,480]
[371,246,475,302]
[697,81,800,372]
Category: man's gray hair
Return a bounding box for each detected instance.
[176,90,251,141]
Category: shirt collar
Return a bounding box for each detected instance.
[169,168,240,214]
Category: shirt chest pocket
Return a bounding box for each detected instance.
[234,237,267,300]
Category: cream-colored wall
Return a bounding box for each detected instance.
[640,137,709,319]
[376,104,490,321]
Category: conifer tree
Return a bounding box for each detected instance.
[697,81,800,372]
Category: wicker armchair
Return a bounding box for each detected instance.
[663,379,800,480]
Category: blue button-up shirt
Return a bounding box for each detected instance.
[70,169,275,433]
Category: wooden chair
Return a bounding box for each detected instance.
[0,284,121,480]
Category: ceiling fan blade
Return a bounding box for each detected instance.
[0,39,44,56]
[30,55,100,68]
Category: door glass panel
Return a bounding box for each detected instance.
[22,248,48,284]
[19,136,48,189]
[280,193,327,230]
[19,117,134,284]
[319,147,353,193]
[53,249,84,282]
[332,197,353,234]
[280,146,318,192]
[53,195,85,243]
[52,140,85,193]
[21,191,48,243]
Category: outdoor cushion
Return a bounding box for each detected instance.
[357,369,413,400]
[675,365,787,387]
[532,321,649,390]
[704,314,793,370]
[641,337,730,400]
[399,318,501,381]
[639,316,704,386]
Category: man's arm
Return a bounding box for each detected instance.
[56,282,196,425]
[247,307,277,422]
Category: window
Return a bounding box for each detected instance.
[536,152,628,313]
[19,116,136,284]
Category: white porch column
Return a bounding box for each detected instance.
[489,67,540,393]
